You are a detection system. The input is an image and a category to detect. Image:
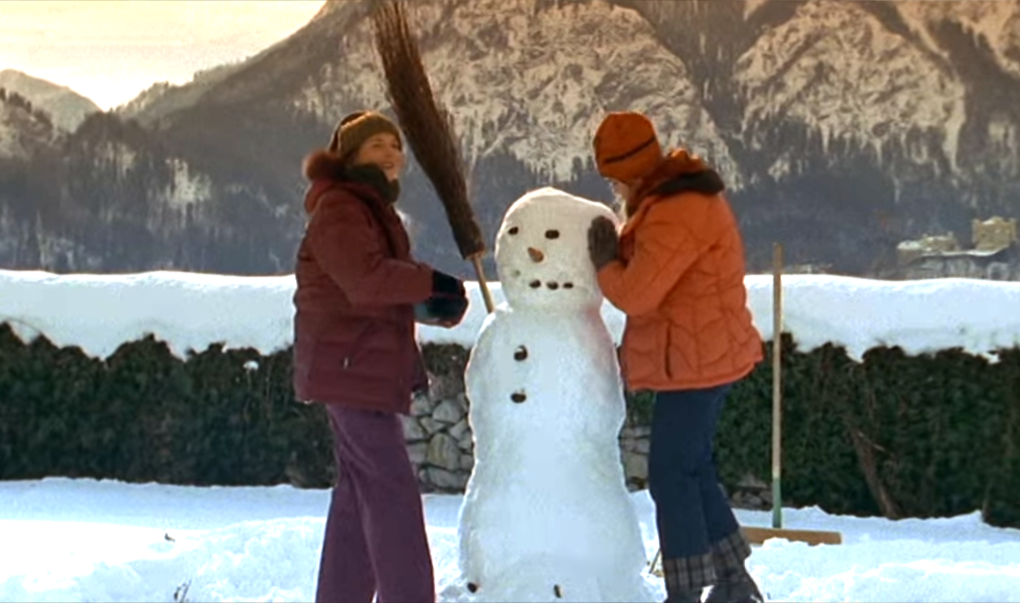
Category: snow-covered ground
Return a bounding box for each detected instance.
[1,478,1018,603]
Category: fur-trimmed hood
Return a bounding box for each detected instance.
[303,149,348,182]
[627,148,725,216]
[301,149,400,214]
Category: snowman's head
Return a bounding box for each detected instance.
[495,187,619,311]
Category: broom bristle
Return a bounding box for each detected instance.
[371,1,485,260]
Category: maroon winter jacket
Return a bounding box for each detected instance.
[292,152,434,414]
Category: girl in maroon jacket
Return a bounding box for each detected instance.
[293,110,468,603]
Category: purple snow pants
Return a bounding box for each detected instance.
[315,404,435,603]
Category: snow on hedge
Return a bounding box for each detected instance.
[2,269,1020,362]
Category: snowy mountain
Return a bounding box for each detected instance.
[897,0,1020,80]
[0,105,280,273]
[0,70,101,132]
[115,61,251,126]
[735,1,968,174]
[0,0,1018,277]
[283,0,737,183]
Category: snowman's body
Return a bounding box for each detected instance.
[456,187,652,603]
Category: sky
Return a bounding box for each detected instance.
[0,0,326,111]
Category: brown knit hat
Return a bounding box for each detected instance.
[328,111,403,163]
[593,112,664,184]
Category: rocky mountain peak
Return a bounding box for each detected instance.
[735,0,968,177]
[0,69,101,132]
[289,0,736,185]
[895,1,1020,79]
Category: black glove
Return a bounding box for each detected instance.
[414,296,469,326]
[432,269,466,297]
[587,216,620,270]
[416,269,468,327]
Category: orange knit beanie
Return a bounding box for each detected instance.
[592,112,664,184]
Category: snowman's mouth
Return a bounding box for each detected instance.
[544,280,578,290]
[509,265,584,294]
[525,278,580,292]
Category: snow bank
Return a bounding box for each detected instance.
[746,275,1020,362]
[2,269,1020,362]
[0,270,296,360]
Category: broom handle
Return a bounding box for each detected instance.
[470,254,496,314]
[772,242,784,529]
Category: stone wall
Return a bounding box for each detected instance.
[408,345,652,493]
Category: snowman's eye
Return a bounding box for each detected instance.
[508,226,519,235]
[545,229,560,239]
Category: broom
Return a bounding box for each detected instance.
[370,0,496,313]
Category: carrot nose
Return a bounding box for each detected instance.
[527,247,545,263]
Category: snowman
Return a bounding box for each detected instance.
[454,187,653,603]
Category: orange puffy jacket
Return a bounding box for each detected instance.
[597,152,763,392]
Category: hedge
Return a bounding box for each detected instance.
[1,323,1017,529]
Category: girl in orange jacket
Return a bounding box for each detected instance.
[587,112,765,603]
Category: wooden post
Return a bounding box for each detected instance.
[740,242,842,547]
[470,253,496,313]
[772,242,783,530]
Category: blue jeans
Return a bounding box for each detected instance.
[649,384,740,560]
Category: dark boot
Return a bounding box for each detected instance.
[704,530,763,603]
[664,590,703,603]
[703,573,764,603]
[661,554,715,603]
